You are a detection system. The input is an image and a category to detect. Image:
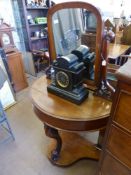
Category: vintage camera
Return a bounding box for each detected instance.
[72,45,95,80]
[47,53,89,104]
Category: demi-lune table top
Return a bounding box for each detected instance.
[30,76,112,131]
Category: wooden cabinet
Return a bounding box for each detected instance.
[0,21,28,92]
[97,60,131,175]
[6,51,28,92]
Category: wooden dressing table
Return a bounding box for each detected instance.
[30,76,112,166]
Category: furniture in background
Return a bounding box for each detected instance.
[96,60,131,175]
[32,49,49,73]
[30,76,112,166]
[21,0,50,75]
[107,43,130,87]
[121,24,131,45]
[0,66,15,143]
[81,32,96,52]
[0,22,28,92]
[108,43,130,65]
[104,19,116,34]
[6,51,28,92]
[104,19,116,43]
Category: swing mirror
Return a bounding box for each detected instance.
[47,1,104,90]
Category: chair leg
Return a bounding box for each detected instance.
[5,118,15,141]
[0,101,15,143]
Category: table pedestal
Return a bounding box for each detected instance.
[45,125,100,166]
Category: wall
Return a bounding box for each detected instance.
[54,0,131,19]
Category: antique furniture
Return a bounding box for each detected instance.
[121,24,131,45]
[22,0,49,51]
[0,22,16,53]
[81,33,96,52]
[0,66,15,143]
[107,43,130,87]
[104,19,116,34]
[97,60,131,175]
[30,75,112,166]
[21,0,50,74]
[30,1,112,167]
[0,22,28,92]
[108,43,130,64]
[47,1,105,91]
[6,51,28,92]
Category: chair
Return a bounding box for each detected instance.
[32,49,50,73]
[107,52,131,87]
[0,66,15,143]
[0,100,15,143]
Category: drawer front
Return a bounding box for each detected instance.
[113,91,131,132]
[107,125,131,168]
[101,152,130,175]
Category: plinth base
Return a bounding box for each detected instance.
[47,131,100,166]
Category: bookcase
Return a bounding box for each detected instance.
[22,0,49,51]
[21,0,50,75]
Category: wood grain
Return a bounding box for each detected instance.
[47,131,100,166]
[108,43,130,59]
[6,51,28,92]
[30,76,111,122]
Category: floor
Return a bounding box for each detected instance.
[0,74,98,175]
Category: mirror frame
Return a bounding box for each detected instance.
[47,1,104,89]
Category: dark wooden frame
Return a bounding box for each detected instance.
[47,1,104,88]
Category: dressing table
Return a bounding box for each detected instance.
[30,1,113,166]
[30,75,111,166]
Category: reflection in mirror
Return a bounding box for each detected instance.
[52,8,97,81]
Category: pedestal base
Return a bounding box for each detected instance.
[47,131,100,166]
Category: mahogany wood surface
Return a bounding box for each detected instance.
[108,43,130,59]
[47,131,100,166]
[97,60,131,174]
[30,76,112,131]
[30,75,111,166]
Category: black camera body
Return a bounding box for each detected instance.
[47,54,89,104]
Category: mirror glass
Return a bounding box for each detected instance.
[52,8,97,81]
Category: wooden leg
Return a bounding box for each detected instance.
[44,124,62,161]
[44,129,100,166]
[97,128,106,148]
